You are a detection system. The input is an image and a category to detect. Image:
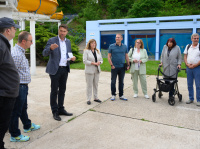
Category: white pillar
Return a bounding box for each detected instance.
[124,29,128,49]
[193,28,196,34]
[19,20,25,31]
[30,20,36,75]
[58,21,61,28]
[155,29,160,61]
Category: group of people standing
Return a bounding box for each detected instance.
[83,33,150,104]
[83,33,200,108]
[0,16,200,149]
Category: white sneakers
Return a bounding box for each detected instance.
[133,94,138,98]
[133,94,149,99]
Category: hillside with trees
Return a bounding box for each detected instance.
[23,0,200,64]
[58,0,200,32]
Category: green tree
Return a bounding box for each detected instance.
[128,0,163,18]
[158,0,200,16]
[107,0,135,19]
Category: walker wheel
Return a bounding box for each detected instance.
[158,91,163,98]
[168,97,175,106]
[152,94,156,102]
[178,94,182,102]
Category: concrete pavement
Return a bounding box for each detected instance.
[4,67,200,149]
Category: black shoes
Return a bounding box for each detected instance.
[53,112,61,121]
[87,99,101,105]
[94,99,102,103]
[53,110,73,121]
[87,101,91,105]
[58,110,73,116]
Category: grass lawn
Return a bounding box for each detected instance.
[71,58,187,78]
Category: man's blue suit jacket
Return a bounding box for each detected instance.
[43,36,72,75]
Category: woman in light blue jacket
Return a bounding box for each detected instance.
[83,39,103,105]
[128,39,149,99]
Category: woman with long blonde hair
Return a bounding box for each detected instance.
[83,39,103,105]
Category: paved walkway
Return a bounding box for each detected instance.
[4,67,200,149]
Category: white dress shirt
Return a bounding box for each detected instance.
[58,36,67,66]
[184,43,200,64]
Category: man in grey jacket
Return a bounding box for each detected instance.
[43,24,76,121]
[0,17,20,149]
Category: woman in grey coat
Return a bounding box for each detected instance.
[159,38,182,98]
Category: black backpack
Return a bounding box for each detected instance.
[185,44,200,70]
[186,44,200,51]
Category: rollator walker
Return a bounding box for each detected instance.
[152,66,183,106]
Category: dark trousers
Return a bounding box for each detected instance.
[0,97,15,149]
[165,78,175,97]
[9,84,31,137]
[50,67,68,114]
[111,67,125,97]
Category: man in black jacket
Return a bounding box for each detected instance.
[0,17,20,149]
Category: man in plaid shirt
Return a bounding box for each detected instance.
[9,31,40,142]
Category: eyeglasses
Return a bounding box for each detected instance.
[136,42,141,44]
[27,40,33,43]
[193,38,199,40]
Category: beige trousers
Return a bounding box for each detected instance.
[131,70,147,95]
[85,68,99,101]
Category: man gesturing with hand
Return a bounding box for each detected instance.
[43,24,76,121]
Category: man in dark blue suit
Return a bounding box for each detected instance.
[43,24,76,121]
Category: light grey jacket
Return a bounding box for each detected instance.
[83,49,103,74]
[160,45,182,78]
[128,48,148,74]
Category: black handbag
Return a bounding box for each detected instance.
[124,48,134,70]
[124,63,128,70]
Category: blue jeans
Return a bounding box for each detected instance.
[111,67,125,97]
[9,85,31,137]
[0,97,15,149]
[187,66,200,102]
[50,67,69,114]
